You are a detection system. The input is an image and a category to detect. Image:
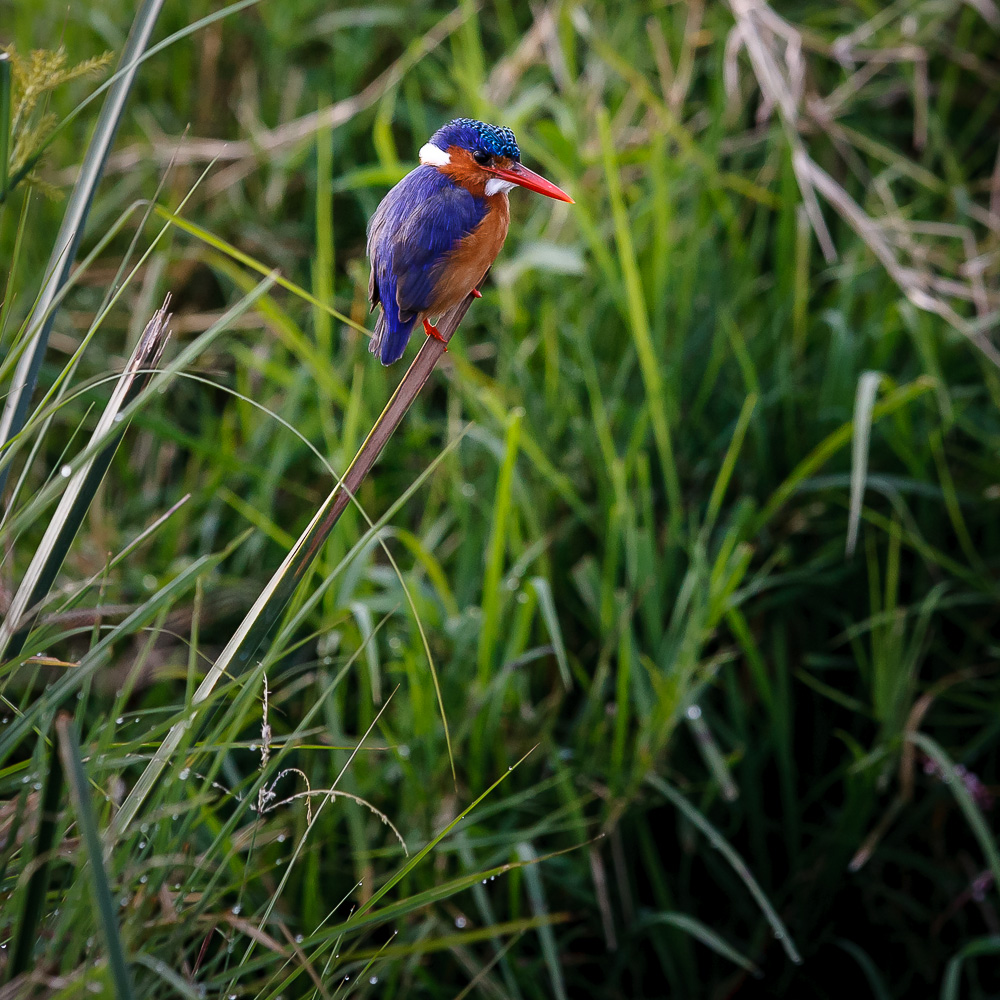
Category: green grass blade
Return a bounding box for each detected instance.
[56,713,136,1000]
[756,377,935,532]
[596,107,682,536]
[530,577,571,689]
[516,841,568,1000]
[479,407,522,682]
[703,392,757,539]
[846,372,883,558]
[153,206,368,334]
[941,936,1000,1000]
[641,912,760,976]
[835,939,892,1000]
[648,775,802,964]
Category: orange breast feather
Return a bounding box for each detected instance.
[427,195,510,318]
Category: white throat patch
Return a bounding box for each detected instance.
[485,177,517,197]
[419,142,451,167]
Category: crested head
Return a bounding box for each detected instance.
[424,118,520,162]
[415,116,573,204]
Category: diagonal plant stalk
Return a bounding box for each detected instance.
[0,300,171,661]
[0,0,165,502]
[111,296,474,838]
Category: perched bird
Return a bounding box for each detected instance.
[366,118,573,365]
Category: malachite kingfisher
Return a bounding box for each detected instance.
[366,118,573,365]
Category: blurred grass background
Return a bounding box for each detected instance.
[1,1,1000,997]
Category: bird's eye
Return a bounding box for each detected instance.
[473,150,491,166]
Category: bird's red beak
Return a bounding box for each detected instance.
[485,162,574,203]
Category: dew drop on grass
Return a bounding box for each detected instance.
[276,834,286,843]
[249,743,257,752]
[454,915,467,928]
[60,464,71,477]
[231,905,241,915]
[138,841,146,849]
[171,814,178,821]
[140,823,149,834]
[295,934,303,943]
[139,875,148,884]
[369,976,378,985]
[686,704,702,720]
[116,717,124,725]
[179,767,190,779]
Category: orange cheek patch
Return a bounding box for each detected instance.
[440,147,488,197]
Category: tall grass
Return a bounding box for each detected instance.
[1,2,1000,998]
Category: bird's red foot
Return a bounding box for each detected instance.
[471,288,482,298]
[423,318,448,347]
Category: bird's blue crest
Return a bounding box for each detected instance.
[429,118,520,161]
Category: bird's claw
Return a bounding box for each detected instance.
[423,318,448,348]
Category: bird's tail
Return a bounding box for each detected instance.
[370,306,416,366]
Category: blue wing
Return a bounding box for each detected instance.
[367,166,485,364]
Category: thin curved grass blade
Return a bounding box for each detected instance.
[941,936,1000,1000]
[641,912,760,976]
[648,774,802,964]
